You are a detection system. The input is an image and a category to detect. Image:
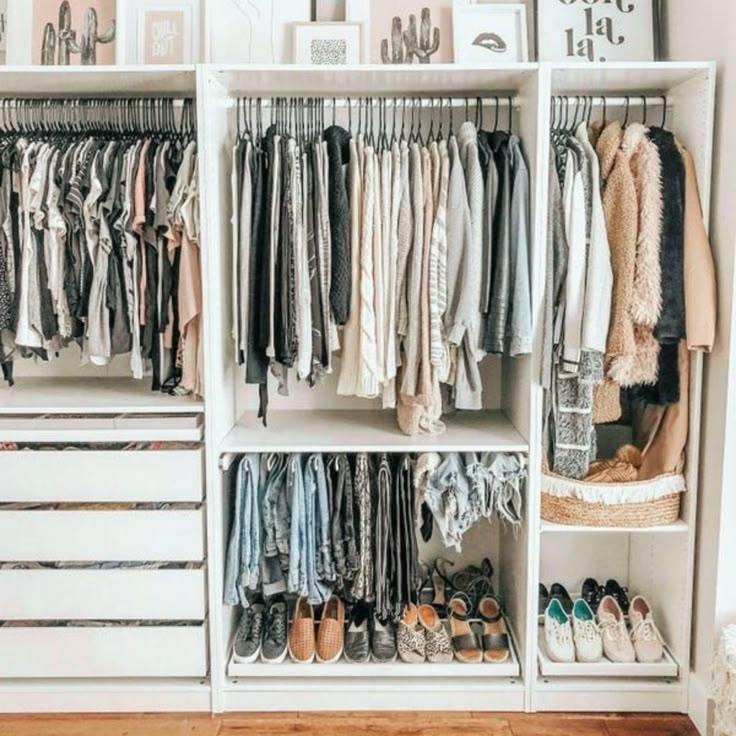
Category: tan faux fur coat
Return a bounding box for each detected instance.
[592,121,638,423]
[608,123,663,388]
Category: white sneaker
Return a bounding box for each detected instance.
[572,599,603,662]
[544,599,575,663]
[629,596,664,664]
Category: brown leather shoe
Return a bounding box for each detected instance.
[316,596,345,664]
[288,596,316,664]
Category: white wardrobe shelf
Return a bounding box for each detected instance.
[550,61,714,94]
[228,656,520,680]
[0,379,204,416]
[537,633,679,679]
[219,410,528,454]
[0,65,197,97]
[540,521,689,535]
[205,63,537,97]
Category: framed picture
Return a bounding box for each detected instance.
[536,0,660,62]
[7,0,117,65]
[293,22,362,66]
[0,0,7,53]
[120,0,200,65]
[453,2,528,63]
[206,0,312,64]
[348,0,453,65]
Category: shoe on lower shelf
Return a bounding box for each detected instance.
[572,599,603,663]
[544,598,575,663]
[449,595,483,664]
[344,601,371,664]
[550,583,574,615]
[372,615,398,663]
[417,604,453,664]
[581,577,603,614]
[261,596,288,664]
[604,579,630,616]
[232,604,264,664]
[538,583,550,617]
[316,596,345,664]
[597,595,636,663]
[478,596,510,664]
[629,596,665,664]
[288,596,316,664]
[398,603,426,664]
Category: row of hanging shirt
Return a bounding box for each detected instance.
[543,96,717,481]
[0,98,203,398]
[232,96,533,436]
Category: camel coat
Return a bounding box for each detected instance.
[635,144,717,479]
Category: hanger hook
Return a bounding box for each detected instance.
[661,95,667,129]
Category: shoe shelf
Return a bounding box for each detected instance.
[537,629,679,679]
[228,655,520,680]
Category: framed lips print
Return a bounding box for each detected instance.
[453,2,529,64]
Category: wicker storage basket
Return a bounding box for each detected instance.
[541,472,686,528]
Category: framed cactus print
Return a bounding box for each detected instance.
[348,0,454,64]
[31,0,116,65]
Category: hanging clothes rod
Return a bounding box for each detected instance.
[552,95,669,106]
[234,96,522,108]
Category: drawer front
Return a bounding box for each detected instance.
[0,569,206,621]
[0,449,204,503]
[0,625,208,678]
[0,511,204,562]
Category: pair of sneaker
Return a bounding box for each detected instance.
[545,594,664,664]
[545,598,602,663]
[232,596,288,664]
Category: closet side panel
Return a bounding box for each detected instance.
[199,66,235,714]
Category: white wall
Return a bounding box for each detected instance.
[666,2,736,733]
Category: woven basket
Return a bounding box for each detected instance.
[541,472,685,528]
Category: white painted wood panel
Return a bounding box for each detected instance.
[0,569,206,621]
[0,626,208,678]
[0,450,204,503]
[0,511,205,562]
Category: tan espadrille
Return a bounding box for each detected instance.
[288,596,316,664]
[316,596,345,664]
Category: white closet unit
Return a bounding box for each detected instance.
[0,66,211,713]
[531,62,716,715]
[199,63,543,713]
[0,60,717,718]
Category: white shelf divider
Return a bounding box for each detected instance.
[0,378,204,416]
[220,409,528,454]
[540,521,689,535]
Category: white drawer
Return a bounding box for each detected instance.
[0,625,208,678]
[0,510,205,562]
[0,569,206,621]
[0,449,204,503]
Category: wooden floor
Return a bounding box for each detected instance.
[0,713,700,736]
